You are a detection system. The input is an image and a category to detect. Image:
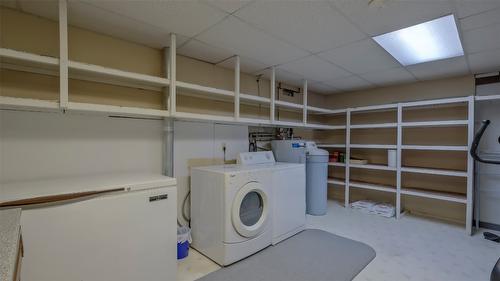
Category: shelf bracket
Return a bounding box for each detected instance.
[59,0,68,110]
[270,67,276,124]
[303,79,308,125]
[234,56,240,120]
[169,33,176,116]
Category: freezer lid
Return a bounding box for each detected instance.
[0,173,176,206]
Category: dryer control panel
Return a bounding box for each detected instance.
[238,151,275,165]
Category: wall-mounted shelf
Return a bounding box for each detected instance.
[0,48,58,70]
[274,100,303,111]
[176,81,234,98]
[401,167,468,177]
[349,181,396,193]
[307,106,346,115]
[401,188,467,204]
[328,178,346,185]
[350,163,396,171]
[350,144,397,149]
[401,145,468,151]
[318,144,346,148]
[0,96,59,111]
[328,162,346,167]
[401,120,468,127]
[475,94,500,101]
[68,60,170,89]
[350,123,397,129]
[67,102,169,118]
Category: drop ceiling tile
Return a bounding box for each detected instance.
[459,7,500,31]
[178,39,233,64]
[332,0,454,36]
[275,69,307,88]
[406,56,469,80]
[468,48,500,74]
[234,0,366,53]
[196,16,309,66]
[324,75,373,91]
[462,23,500,53]
[82,0,227,38]
[360,67,416,86]
[318,38,399,74]
[308,82,339,95]
[203,0,252,14]
[216,56,267,74]
[455,0,500,19]
[278,55,351,82]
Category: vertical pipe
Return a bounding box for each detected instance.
[270,67,276,123]
[466,96,475,235]
[169,34,176,116]
[58,0,68,109]
[302,79,308,125]
[234,56,240,120]
[396,104,402,219]
[163,47,174,177]
[345,109,351,208]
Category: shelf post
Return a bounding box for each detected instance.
[270,67,276,123]
[169,33,176,116]
[58,0,68,110]
[396,103,402,219]
[466,96,474,235]
[302,79,308,125]
[345,109,351,208]
[234,56,240,120]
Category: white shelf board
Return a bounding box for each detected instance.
[349,181,397,193]
[350,144,397,149]
[318,144,346,148]
[350,103,398,112]
[240,93,270,105]
[350,123,397,129]
[475,95,500,101]
[238,117,272,126]
[174,111,236,123]
[273,120,304,128]
[328,178,346,185]
[176,81,234,98]
[401,120,468,127]
[401,188,467,204]
[402,145,468,151]
[306,123,346,130]
[328,162,346,167]
[401,97,469,108]
[401,167,467,177]
[275,100,303,111]
[68,61,169,88]
[67,102,169,118]
[307,106,346,115]
[350,163,396,171]
[0,48,58,69]
[0,96,59,111]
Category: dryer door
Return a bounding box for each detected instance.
[232,181,269,238]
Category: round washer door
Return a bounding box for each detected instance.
[232,181,269,238]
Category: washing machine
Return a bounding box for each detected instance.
[238,151,306,245]
[191,165,272,266]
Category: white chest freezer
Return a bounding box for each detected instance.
[0,173,177,281]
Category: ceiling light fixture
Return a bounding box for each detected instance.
[372,15,464,66]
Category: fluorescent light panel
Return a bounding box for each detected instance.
[373,15,464,66]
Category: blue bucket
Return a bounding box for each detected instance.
[177,241,189,259]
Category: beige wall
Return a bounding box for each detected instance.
[326,75,474,109]
[0,7,326,119]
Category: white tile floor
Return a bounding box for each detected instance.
[178,200,500,281]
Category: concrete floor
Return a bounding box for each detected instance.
[178,200,500,281]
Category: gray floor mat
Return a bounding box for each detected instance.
[197,229,376,281]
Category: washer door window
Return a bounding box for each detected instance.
[232,182,269,238]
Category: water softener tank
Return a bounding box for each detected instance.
[305,142,329,215]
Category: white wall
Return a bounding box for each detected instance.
[174,120,248,225]
[0,110,163,183]
[475,82,500,226]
